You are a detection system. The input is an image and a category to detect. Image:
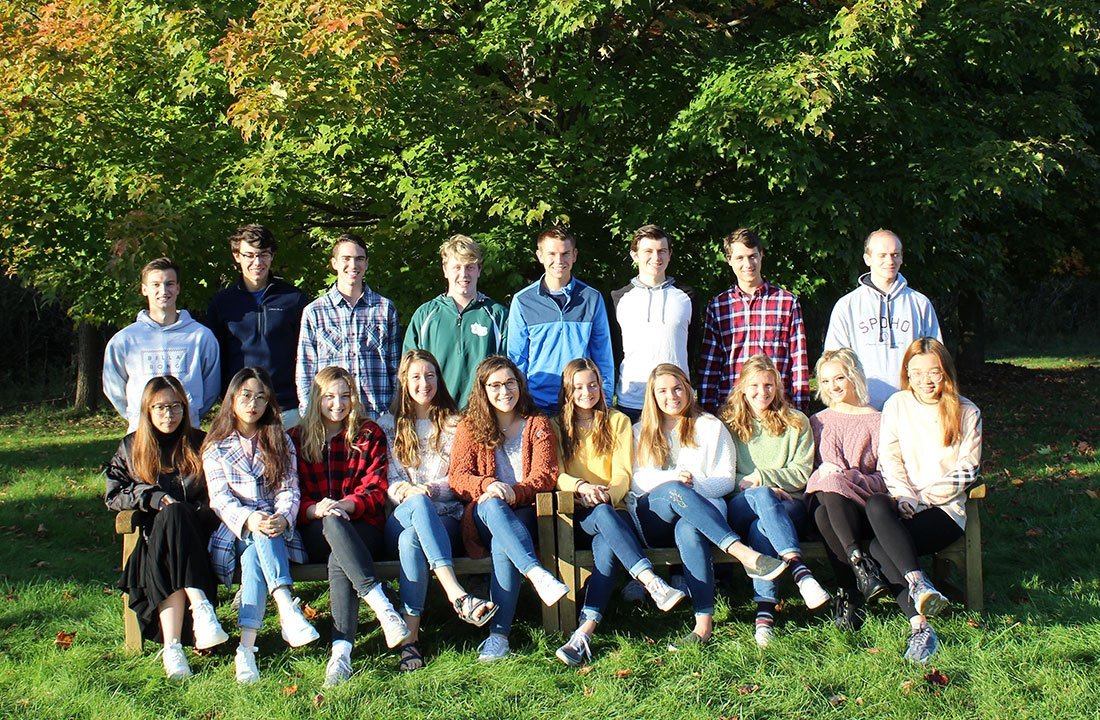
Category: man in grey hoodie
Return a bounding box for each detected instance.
[103,257,221,432]
[824,230,941,410]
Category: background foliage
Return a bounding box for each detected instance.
[1,0,1097,333]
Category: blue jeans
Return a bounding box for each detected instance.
[473,498,540,636]
[635,482,743,615]
[235,532,294,630]
[727,487,807,602]
[384,494,462,617]
[576,504,652,624]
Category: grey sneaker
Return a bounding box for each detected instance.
[645,576,687,612]
[908,575,949,617]
[555,629,592,666]
[742,553,787,581]
[477,634,510,662]
[323,653,353,687]
[902,624,940,664]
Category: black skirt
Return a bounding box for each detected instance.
[118,502,219,645]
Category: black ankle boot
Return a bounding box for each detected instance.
[848,548,889,601]
[832,588,865,631]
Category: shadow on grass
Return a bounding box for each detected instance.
[0,495,117,585]
[0,437,121,475]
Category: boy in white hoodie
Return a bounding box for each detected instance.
[103,257,220,432]
[824,230,941,410]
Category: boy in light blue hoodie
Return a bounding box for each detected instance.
[103,257,220,431]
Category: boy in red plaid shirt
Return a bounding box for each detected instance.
[698,228,809,413]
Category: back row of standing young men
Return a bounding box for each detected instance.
[102,224,942,429]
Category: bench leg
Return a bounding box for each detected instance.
[536,493,561,634]
[964,505,984,611]
[554,492,579,635]
[121,530,143,653]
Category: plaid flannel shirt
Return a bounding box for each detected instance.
[204,432,308,586]
[698,281,809,413]
[296,285,399,418]
[289,421,389,527]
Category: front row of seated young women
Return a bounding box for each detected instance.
[107,337,979,679]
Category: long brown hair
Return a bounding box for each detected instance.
[463,355,536,449]
[720,354,804,442]
[389,350,458,469]
[636,364,701,469]
[298,366,364,464]
[202,367,290,491]
[556,358,614,463]
[131,376,202,487]
[900,337,963,446]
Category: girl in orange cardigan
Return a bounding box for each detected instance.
[449,356,568,661]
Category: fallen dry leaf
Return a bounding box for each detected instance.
[62,591,74,601]
[900,679,914,694]
[576,666,593,675]
[583,686,594,697]
[281,684,298,696]
[614,669,632,678]
[925,669,950,687]
[1010,478,1024,486]
[33,560,49,568]
[865,647,882,655]
[828,693,846,707]
[55,630,76,649]
[302,604,319,620]
[737,683,760,695]
[966,618,985,628]
[1025,528,1041,537]
[35,524,47,538]
[855,697,864,706]
[312,694,324,708]
[1086,489,1099,500]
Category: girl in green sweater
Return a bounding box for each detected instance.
[721,354,830,647]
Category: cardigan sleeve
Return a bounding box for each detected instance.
[513,416,558,507]
[755,417,814,493]
[877,397,921,507]
[272,436,301,528]
[448,420,496,501]
[692,417,736,499]
[607,413,633,506]
[919,402,982,506]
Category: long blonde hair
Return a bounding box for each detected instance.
[720,354,804,442]
[389,350,458,469]
[636,364,701,469]
[900,337,963,446]
[203,368,290,491]
[814,348,870,407]
[131,375,202,487]
[298,366,364,464]
[556,358,613,463]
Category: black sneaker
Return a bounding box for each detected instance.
[832,589,865,632]
[849,549,889,602]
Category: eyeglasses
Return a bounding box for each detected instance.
[150,402,184,415]
[485,379,519,393]
[237,391,269,406]
[237,251,273,262]
[907,370,944,383]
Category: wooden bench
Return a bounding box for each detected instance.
[115,493,560,652]
[553,486,986,634]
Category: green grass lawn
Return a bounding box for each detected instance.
[1,358,1098,720]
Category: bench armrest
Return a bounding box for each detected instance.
[115,510,139,535]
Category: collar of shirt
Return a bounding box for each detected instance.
[325,283,374,309]
[538,276,576,298]
[731,280,774,300]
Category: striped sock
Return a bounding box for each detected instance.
[788,558,812,585]
[755,601,776,630]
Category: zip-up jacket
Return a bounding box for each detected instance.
[506,276,614,412]
[206,277,308,410]
[824,273,941,410]
[610,277,698,411]
[403,293,508,407]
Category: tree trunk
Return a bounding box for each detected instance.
[956,288,985,374]
[73,321,102,411]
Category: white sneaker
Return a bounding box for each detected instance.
[797,576,831,610]
[376,608,411,649]
[645,576,687,612]
[161,640,191,680]
[279,598,320,648]
[190,599,229,650]
[234,645,260,684]
[477,634,510,662]
[527,567,568,606]
[323,653,353,687]
[754,624,774,648]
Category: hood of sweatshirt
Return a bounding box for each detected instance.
[857,273,910,346]
[135,309,201,333]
